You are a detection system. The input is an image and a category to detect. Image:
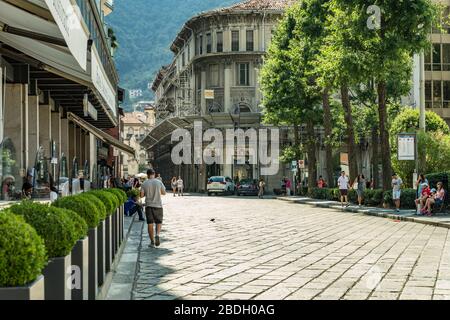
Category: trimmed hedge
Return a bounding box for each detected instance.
[9,201,79,258]
[106,188,127,204]
[53,207,88,240]
[87,190,116,214]
[0,210,47,287]
[77,193,107,220]
[53,196,101,229]
[127,189,140,199]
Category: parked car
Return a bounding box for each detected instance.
[236,179,258,196]
[207,176,235,196]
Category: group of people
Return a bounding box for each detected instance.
[337,171,404,212]
[414,174,446,216]
[170,177,184,197]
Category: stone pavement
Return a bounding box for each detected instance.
[107,194,450,300]
[277,196,450,229]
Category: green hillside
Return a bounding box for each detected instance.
[106,0,240,110]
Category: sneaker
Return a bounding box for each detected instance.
[155,236,160,247]
[396,209,400,213]
[345,203,350,208]
[149,242,155,248]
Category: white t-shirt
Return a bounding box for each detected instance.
[177,179,184,188]
[338,176,349,190]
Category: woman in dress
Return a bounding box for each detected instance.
[354,174,366,207]
[171,177,177,197]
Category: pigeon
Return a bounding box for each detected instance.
[210,219,216,223]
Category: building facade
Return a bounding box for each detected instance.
[121,103,155,177]
[143,0,296,191]
[0,0,134,199]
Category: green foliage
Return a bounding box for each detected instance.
[53,207,88,240]
[426,172,450,193]
[53,196,100,229]
[0,210,47,287]
[106,188,127,204]
[127,189,140,199]
[390,108,449,145]
[390,109,450,186]
[88,190,117,214]
[383,189,416,209]
[9,201,78,258]
[77,193,107,220]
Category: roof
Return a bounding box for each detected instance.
[170,0,294,53]
[122,112,148,125]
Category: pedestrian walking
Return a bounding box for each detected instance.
[177,176,184,196]
[353,174,366,207]
[392,173,403,213]
[140,169,166,247]
[285,177,292,197]
[258,178,266,199]
[338,171,350,208]
[171,177,177,197]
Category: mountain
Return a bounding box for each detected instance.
[106,0,241,110]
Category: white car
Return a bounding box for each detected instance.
[207,176,236,196]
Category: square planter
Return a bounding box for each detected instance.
[42,254,72,300]
[116,208,120,251]
[88,227,98,300]
[111,212,117,260]
[105,215,112,272]
[119,205,124,244]
[97,220,106,287]
[0,275,45,300]
[71,237,89,300]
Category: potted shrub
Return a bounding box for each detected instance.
[9,202,79,300]
[0,210,47,300]
[77,192,108,287]
[383,191,393,209]
[53,196,100,300]
[55,208,89,300]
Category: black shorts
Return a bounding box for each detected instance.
[145,207,164,224]
[340,189,348,196]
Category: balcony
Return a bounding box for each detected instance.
[101,0,114,16]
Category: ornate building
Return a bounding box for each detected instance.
[142,0,296,191]
[121,103,155,177]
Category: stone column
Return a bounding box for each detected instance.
[224,28,231,52]
[60,118,69,159]
[39,103,52,158]
[27,95,40,168]
[4,83,28,171]
[68,122,76,173]
[51,109,61,159]
[89,134,97,178]
[200,67,207,115]
[80,130,86,165]
[224,62,232,113]
[76,127,82,165]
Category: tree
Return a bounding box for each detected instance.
[329,0,439,190]
[261,4,322,192]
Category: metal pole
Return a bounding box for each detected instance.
[419,51,426,131]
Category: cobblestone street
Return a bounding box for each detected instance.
[115,195,450,300]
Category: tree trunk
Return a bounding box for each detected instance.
[340,85,358,182]
[306,120,317,193]
[377,81,393,190]
[293,123,301,194]
[371,125,379,189]
[322,88,334,187]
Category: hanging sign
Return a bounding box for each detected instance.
[398,134,416,161]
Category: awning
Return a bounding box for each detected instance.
[141,113,262,149]
[68,112,136,157]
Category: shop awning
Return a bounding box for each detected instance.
[68,112,136,157]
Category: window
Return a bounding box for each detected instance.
[443,43,450,71]
[216,31,223,52]
[433,43,441,71]
[206,33,212,53]
[434,81,442,108]
[187,44,190,61]
[237,63,250,86]
[246,30,254,51]
[182,51,185,67]
[209,64,219,87]
[444,81,450,108]
[198,35,203,55]
[232,31,240,52]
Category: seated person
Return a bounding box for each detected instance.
[22,182,33,199]
[124,194,145,221]
[415,183,431,212]
[422,182,445,216]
